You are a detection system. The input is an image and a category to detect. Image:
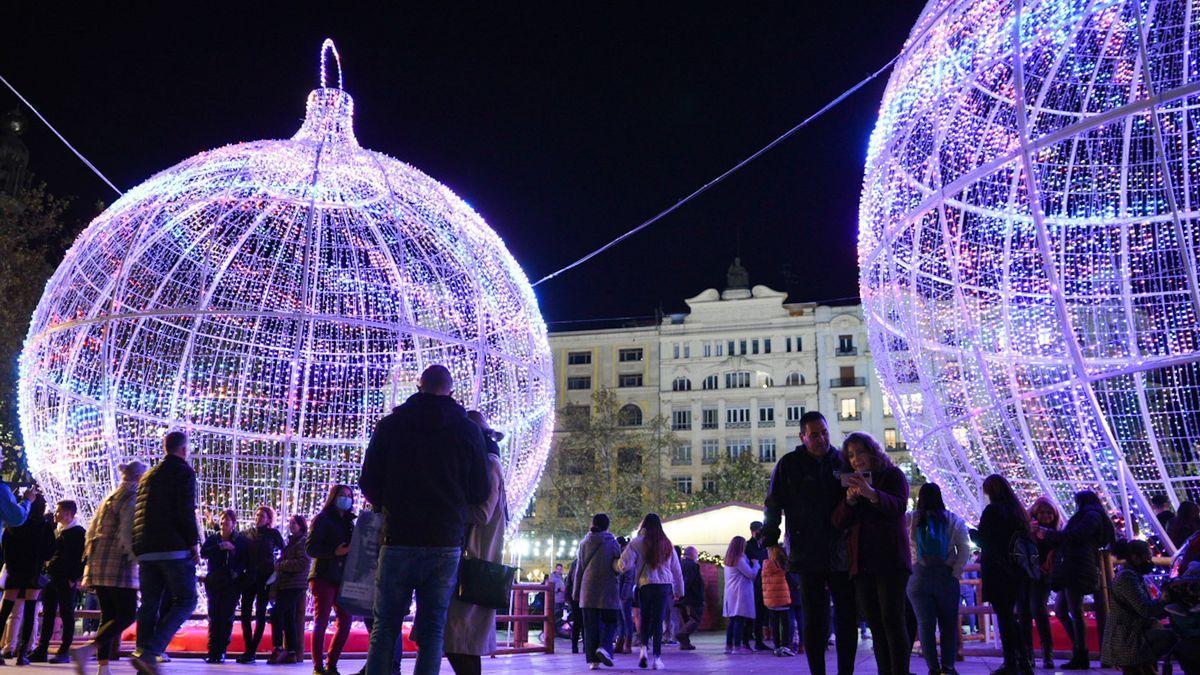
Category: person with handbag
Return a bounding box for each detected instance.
[0,492,53,665]
[975,474,1033,675]
[443,411,509,675]
[572,513,622,670]
[616,513,684,670]
[359,365,489,675]
[202,509,250,664]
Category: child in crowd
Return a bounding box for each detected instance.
[762,545,795,656]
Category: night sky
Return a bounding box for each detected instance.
[2,3,924,324]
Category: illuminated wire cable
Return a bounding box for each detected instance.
[0,74,124,197]
[531,53,901,287]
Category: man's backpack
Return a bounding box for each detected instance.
[1009,530,1042,580]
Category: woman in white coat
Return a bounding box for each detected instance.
[723,535,758,655]
[444,414,509,675]
[616,513,683,670]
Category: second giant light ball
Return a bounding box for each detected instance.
[860,0,1200,542]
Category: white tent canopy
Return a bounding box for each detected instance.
[658,501,765,557]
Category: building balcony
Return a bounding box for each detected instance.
[701,455,717,465]
[887,442,909,453]
[836,347,858,356]
[838,412,862,421]
[671,456,693,466]
[830,377,866,388]
[786,419,802,427]
[671,424,691,431]
[758,420,775,428]
[726,421,750,430]
[701,423,718,430]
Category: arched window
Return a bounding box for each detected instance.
[786,371,804,386]
[762,375,774,388]
[702,374,719,390]
[672,377,692,392]
[618,404,643,427]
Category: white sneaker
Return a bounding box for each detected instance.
[653,656,665,670]
[597,648,614,667]
[96,665,112,675]
[639,647,648,669]
[590,663,600,670]
[70,643,96,675]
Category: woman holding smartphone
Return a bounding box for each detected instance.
[832,431,911,675]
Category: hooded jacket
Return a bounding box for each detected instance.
[359,392,489,548]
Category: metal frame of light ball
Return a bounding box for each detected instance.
[18,40,555,536]
[860,0,1200,551]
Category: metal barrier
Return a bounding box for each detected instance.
[68,581,558,658]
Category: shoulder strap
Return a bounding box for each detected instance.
[578,538,604,576]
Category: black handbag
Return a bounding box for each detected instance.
[456,552,518,611]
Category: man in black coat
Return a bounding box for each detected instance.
[130,431,200,675]
[359,364,489,675]
[676,547,704,650]
[30,500,86,663]
[745,521,770,651]
[763,411,857,675]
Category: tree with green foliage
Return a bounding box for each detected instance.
[685,449,769,509]
[543,388,681,537]
[0,184,88,480]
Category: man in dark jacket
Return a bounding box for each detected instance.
[130,431,201,675]
[676,547,704,651]
[745,522,770,651]
[30,500,86,663]
[762,411,857,675]
[359,365,489,675]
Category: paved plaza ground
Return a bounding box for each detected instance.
[9,633,1122,674]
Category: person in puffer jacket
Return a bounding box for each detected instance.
[762,546,794,655]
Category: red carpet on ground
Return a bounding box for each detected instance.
[121,625,418,654]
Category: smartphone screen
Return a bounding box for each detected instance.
[839,472,854,487]
[860,471,872,483]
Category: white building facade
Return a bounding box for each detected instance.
[528,260,910,531]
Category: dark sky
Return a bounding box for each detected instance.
[2,2,924,324]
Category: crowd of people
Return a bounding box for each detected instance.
[551,410,1200,675]
[1,374,1199,675]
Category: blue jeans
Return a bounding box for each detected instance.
[907,565,960,673]
[637,584,672,657]
[136,558,198,657]
[581,608,618,662]
[367,545,460,675]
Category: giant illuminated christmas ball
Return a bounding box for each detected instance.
[18,41,554,532]
[860,0,1200,545]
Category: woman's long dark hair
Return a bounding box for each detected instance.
[982,474,1025,522]
[321,484,353,514]
[639,513,673,569]
[914,482,947,528]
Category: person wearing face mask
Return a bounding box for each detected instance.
[237,505,285,663]
[202,509,250,664]
[307,484,357,675]
[268,515,311,665]
[1102,538,1200,674]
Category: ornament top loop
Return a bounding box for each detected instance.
[319,38,344,90]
